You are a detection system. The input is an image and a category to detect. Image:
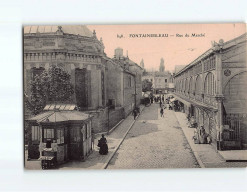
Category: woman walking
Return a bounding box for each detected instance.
[98,134,108,155]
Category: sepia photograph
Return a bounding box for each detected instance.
[23,23,247,170]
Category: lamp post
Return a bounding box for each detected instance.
[134,72,137,109]
[106,100,110,135]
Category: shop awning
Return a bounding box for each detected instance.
[174,95,191,107]
[172,94,217,112]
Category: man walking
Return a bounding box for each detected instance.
[160,107,164,117]
[133,108,137,120]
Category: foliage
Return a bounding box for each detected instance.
[142,79,153,92]
[30,65,74,114]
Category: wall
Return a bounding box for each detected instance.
[89,107,124,133]
[123,73,135,116]
[106,60,122,107]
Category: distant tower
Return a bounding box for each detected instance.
[140,59,144,68]
[114,47,123,59]
[159,58,165,72]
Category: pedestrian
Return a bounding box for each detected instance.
[162,95,164,103]
[160,107,164,117]
[98,134,108,155]
[133,108,137,120]
[159,100,162,108]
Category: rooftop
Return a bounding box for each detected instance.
[24,25,94,37]
[175,33,247,76]
[28,111,91,123]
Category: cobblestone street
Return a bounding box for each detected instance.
[107,103,200,169]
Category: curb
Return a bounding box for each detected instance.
[101,106,145,169]
[173,112,205,168]
[94,119,124,136]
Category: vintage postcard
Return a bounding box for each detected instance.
[23,23,247,170]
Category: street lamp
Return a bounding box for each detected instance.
[134,72,137,109]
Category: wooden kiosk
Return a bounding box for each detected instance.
[27,104,93,167]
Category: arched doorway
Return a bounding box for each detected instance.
[223,71,247,146]
[223,71,247,114]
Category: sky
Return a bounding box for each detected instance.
[88,23,246,72]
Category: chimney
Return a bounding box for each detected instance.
[115,47,123,59]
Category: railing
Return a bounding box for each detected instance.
[174,91,218,109]
[223,114,241,141]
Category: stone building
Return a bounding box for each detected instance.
[108,48,143,116]
[24,26,143,137]
[24,25,106,113]
[142,58,172,94]
[172,33,247,150]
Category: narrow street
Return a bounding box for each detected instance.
[107,103,200,169]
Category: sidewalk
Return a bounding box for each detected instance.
[58,105,145,169]
[218,150,247,162]
[174,111,247,168]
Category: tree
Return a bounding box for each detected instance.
[30,65,74,114]
[142,79,153,92]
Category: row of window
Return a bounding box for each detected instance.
[31,121,92,144]
[176,56,215,79]
[175,73,216,95]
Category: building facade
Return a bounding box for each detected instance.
[142,58,172,94]
[108,48,143,116]
[24,25,106,113]
[173,34,247,150]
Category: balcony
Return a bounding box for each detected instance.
[173,91,218,110]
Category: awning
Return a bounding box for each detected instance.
[174,95,191,107]
[43,104,77,111]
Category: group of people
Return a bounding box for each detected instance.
[186,116,211,144]
[193,125,212,144]
[159,95,174,118]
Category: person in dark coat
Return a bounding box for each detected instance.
[133,108,138,120]
[160,108,164,117]
[98,134,108,155]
